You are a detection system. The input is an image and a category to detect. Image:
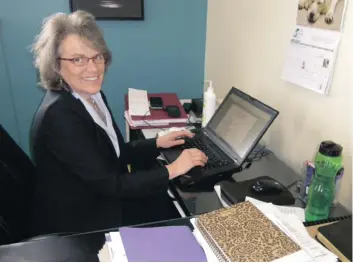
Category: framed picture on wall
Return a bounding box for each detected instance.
[70,0,144,20]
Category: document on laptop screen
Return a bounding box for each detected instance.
[208,93,271,158]
[220,104,257,150]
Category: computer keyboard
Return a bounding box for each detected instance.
[180,137,230,172]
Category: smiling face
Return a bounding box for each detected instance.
[59,34,105,98]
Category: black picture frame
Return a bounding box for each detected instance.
[70,0,144,20]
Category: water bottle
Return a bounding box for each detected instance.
[305,141,343,221]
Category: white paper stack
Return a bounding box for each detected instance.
[98,232,127,262]
[127,88,150,116]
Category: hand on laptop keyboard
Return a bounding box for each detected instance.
[165,148,208,180]
[177,136,231,177]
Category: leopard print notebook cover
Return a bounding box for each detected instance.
[196,201,301,262]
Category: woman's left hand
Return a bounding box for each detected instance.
[156,130,194,149]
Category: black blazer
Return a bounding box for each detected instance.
[29,89,169,236]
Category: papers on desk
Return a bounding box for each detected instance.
[245,196,306,222]
[276,205,306,222]
[246,197,338,262]
[128,88,150,116]
[124,91,188,128]
[102,232,127,262]
[99,226,208,262]
[98,198,337,262]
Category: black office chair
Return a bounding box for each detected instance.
[0,124,76,245]
[0,124,36,244]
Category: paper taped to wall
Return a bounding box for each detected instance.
[281,26,340,94]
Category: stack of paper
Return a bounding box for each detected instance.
[128,88,150,116]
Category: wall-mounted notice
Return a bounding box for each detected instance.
[281,0,346,94]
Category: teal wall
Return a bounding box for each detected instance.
[0,0,207,154]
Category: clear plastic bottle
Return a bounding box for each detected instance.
[305,141,343,221]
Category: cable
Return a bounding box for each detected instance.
[186,112,202,127]
[187,114,196,125]
[295,197,306,205]
[285,180,301,189]
[142,107,194,131]
[245,144,272,163]
[142,109,166,131]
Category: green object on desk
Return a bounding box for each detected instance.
[305,141,343,221]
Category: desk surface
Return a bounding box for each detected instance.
[0,215,348,262]
[164,144,349,218]
[138,126,350,221]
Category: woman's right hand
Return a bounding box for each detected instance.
[166,149,208,179]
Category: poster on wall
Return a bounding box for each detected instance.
[281,0,347,94]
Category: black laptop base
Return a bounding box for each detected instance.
[161,132,237,180]
[173,165,244,192]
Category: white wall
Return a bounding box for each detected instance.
[205,0,352,210]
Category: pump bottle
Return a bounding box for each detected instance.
[202,80,216,127]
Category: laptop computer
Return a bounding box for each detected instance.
[161,86,279,185]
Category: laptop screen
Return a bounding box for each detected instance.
[207,89,276,160]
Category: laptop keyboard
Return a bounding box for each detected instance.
[180,137,230,171]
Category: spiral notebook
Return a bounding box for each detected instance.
[195,201,301,262]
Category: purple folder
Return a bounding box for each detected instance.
[119,225,207,262]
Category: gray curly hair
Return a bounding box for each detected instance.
[31,10,112,90]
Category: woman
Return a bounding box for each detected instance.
[30,10,207,235]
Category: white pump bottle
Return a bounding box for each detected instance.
[202,80,216,127]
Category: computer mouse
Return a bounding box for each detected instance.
[165,105,180,118]
[251,179,285,194]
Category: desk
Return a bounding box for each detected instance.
[0,216,348,262]
[139,128,350,219]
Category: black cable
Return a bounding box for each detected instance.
[142,107,194,132]
[245,144,272,163]
[141,109,166,131]
[295,197,306,206]
[285,180,301,189]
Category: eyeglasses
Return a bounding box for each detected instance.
[58,54,106,66]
